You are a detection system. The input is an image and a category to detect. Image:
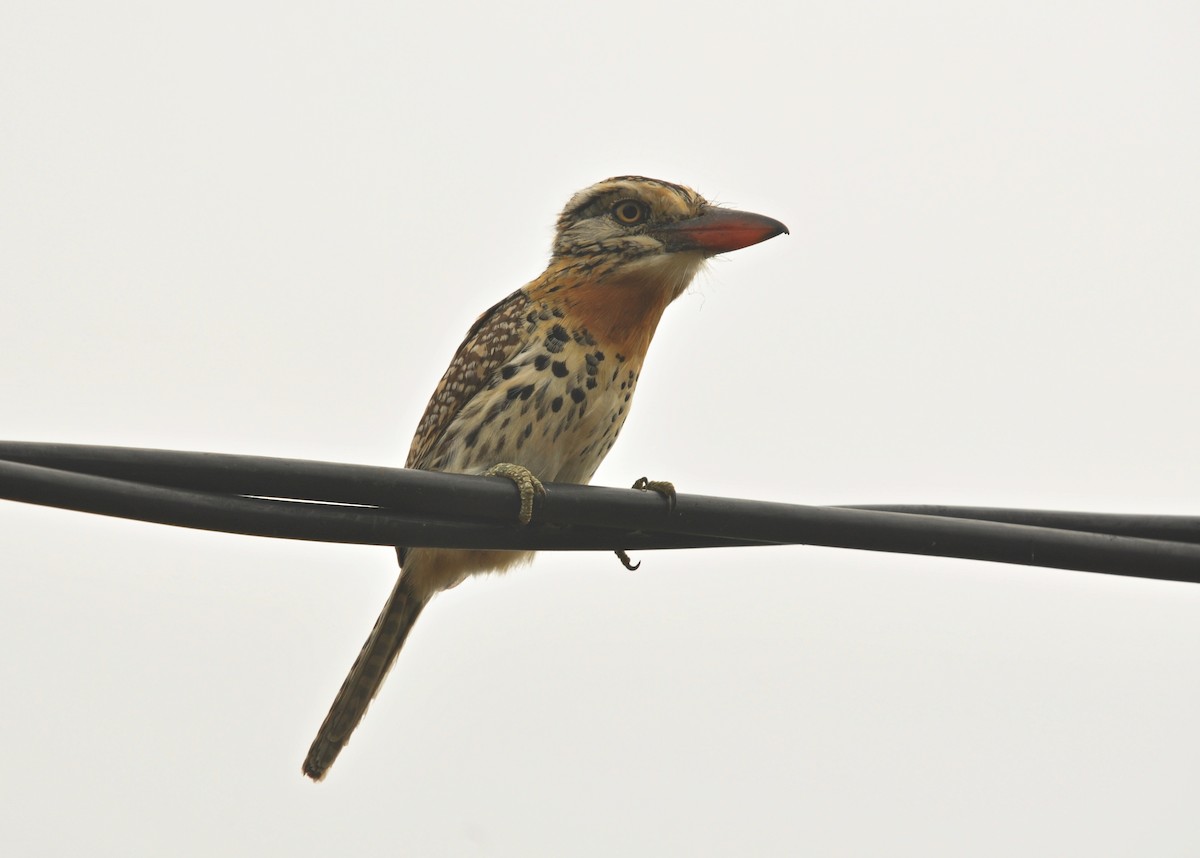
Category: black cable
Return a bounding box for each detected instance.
[6,442,1197,542]
[841,504,1200,545]
[1,442,1198,583]
[0,458,753,551]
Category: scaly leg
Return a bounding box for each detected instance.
[615,476,678,570]
[484,463,546,525]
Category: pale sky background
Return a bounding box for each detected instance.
[2,2,1199,855]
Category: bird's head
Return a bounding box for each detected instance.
[530,176,787,359]
[550,176,788,298]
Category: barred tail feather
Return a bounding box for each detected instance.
[303,575,427,781]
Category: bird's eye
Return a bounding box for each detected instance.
[612,200,649,226]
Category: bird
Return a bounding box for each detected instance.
[302,176,787,780]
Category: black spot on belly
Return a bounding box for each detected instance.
[465,428,480,448]
[545,324,569,353]
[551,396,563,412]
[586,378,596,389]
[500,365,518,379]
[551,360,568,377]
[570,388,585,404]
[572,328,596,346]
[534,354,550,370]
[519,384,534,400]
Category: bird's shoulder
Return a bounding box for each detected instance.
[407,289,537,468]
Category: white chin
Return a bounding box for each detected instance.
[628,250,708,300]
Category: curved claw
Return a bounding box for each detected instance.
[484,463,546,524]
[616,477,678,570]
[614,549,641,571]
[632,476,676,512]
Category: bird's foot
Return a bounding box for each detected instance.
[614,477,678,571]
[484,463,546,525]
[631,476,676,511]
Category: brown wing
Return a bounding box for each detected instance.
[406,288,533,469]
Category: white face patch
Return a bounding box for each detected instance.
[617,250,708,301]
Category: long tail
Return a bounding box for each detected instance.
[303,574,427,781]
